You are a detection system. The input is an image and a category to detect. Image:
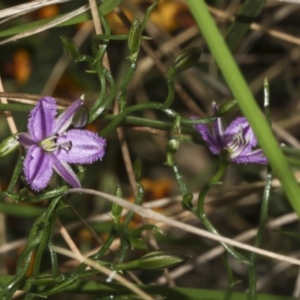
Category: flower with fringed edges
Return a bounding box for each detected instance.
[18,97,106,191]
[193,103,267,164]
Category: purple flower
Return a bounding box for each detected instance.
[194,103,267,164]
[18,97,106,191]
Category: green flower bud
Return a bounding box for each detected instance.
[115,250,188,271]
[27,274,65,286]
[60,36,80,61]
[112,186,123,220]
[138,250,189,270]
[168,47,201,77]
[165,139,180,166]
[0,134,19,157]
[167,139,180,153]
[72,104,89,128]
[216,99,238,117]
[128,18,142,61]
[133,157,143,181]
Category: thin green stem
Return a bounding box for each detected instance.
[248,170,272,300]
[197,160,250,264]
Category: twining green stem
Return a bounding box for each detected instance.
[197,159,249,264]
[7,155,22,189]
[165,140,188,198]
[0,231,43,300]
[89,67,116,122]
[117,61,137,112]
[162,77,175,109]
[100,102,216,136]
[248,170,272,300]
[186,0,300,219]
[118,183,144,262]
[89,62,107,117]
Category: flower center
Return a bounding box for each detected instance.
[226,126,248,158]
[40,134,72,152]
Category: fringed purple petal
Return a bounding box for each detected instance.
[55,129,106,164]
[50,153,81,187]
[223,117,257,148]
[54,99,83,134]
[24,145,53,191]
[28,97,57,142]
[194,123,222,155]
[17,133,34,148]
[232,149,268,164]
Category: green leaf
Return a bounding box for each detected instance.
[0,202,45,218]
[225,0,267,51]
[0,0,122,39]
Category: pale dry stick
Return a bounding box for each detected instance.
[0,0,71,19]
[43,22,94,95]
[52,245,154,300]
[12,290,26,299]
[0,8,39,26]
[88,0,110,70]
[155,212,299,284]
[66,189,300,266]
[0,3,91,46]
[56,219,83,257]
[88,0,102,35]
[0,77,18,134]
[0,92,74,107]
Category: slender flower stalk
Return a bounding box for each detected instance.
[18,97,106,191]
[194,103,267,164]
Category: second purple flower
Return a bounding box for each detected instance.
[194,103,267,164]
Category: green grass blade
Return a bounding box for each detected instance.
[225,0,266,51]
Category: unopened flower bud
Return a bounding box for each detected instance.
[168,47,201,77]
[27,273,65,286]
[115,250,188,271]
[128,18,142,61]
[138,250,188,270]
[167,139,179,154]
[133,157,143,181]
[112,186,123,219]
[0,134,19,157]
[217,99,238,117]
